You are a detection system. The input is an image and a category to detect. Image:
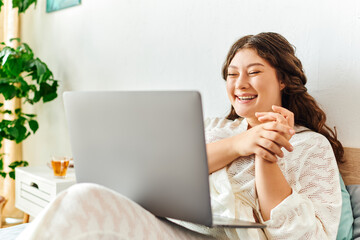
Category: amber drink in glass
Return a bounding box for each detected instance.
[51,157,70,178]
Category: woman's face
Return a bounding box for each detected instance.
[226,48,284,127]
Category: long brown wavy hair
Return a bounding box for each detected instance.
[222,32,344,163]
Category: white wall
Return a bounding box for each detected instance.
[20,0,360,165]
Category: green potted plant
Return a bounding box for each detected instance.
[0,0,54,180]
[0,0,37,13]
[0,37,58,179]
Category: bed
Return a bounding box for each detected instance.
[1,148,360,239]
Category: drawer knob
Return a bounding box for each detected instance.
[30,182,39,189]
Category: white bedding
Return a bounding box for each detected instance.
[0,224,28,240]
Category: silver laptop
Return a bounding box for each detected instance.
[63,90,265,229]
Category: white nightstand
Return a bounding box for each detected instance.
[15,166,76,222]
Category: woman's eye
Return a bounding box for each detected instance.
[249,71,260,75]
[227,73,238,77]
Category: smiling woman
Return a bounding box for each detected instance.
[205,32,349,239]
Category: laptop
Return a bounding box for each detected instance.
[63,90,265,229]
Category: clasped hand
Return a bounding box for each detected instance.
[234,106,295,162]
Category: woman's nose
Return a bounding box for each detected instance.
[235,73,249,89]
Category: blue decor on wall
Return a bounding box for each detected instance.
[46,0,81,13]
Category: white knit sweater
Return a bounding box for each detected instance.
[204,117,342,239]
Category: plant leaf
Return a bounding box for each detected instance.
[0,47,14,67]
[34,59,47,82]
[12,0,37,13]
[43,92,57,102]
[8,160,29,169]
[9,38,20,43]
[9,171,15,179]
[1,110,12,115]
[0,158,3,170]
[24,113,36,117]
[15,125,27,143]
[0,78,19,84]
[7,127,19,139]
[18,77,30,98]
[16,116,26,125]
[0,172,6,178]
[0,83,16,100]
[28,120,39,133]
[8,161,21,169]
[32,90,41,103]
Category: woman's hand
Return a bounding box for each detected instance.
[233,105,295,163]
[251,105,295,162]
[232,122,294,163]
[256,105,295,141]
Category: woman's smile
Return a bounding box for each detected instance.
[236,94,258,103]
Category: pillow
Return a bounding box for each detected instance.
[337,174,354,240]
[346,184,360,239]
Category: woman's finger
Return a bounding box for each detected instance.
[262,121,295,136]
[257,137,284,158]
[254,147,278,162]
[261,130,294,152]
[257,112,287,125]
[272,105,295,128]
[257,115,276,123]
[258,116,277,124]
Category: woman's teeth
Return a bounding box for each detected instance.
[238,96,257,100]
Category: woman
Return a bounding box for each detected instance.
[203,32,344,239]
[17,33,344,239]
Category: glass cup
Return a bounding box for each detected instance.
[51,156,70,178]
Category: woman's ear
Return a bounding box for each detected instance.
[280,81,285,91]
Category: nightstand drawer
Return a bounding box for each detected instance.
[20,187,49,208]
[20,182,52,204]
[15,166,76,218]
[19,176,53,198]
